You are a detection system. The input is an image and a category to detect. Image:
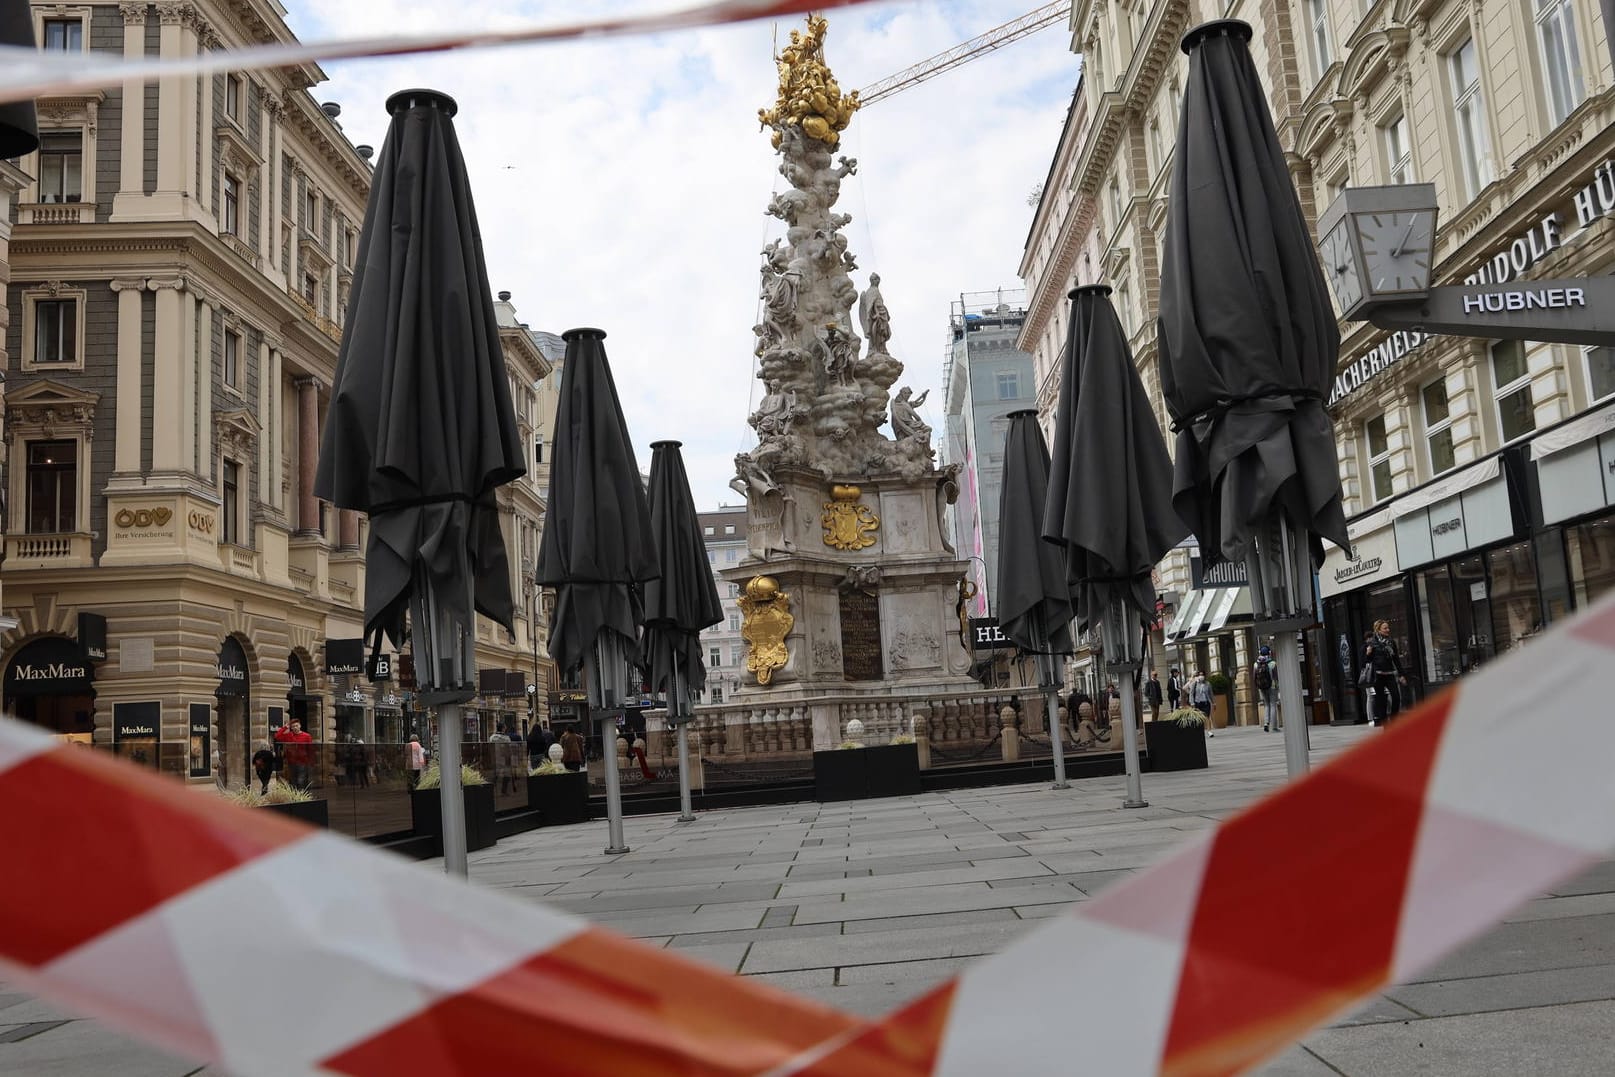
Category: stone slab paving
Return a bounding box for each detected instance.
[6,724,1615,1076]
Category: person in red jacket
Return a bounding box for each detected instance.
[275,718,314,789]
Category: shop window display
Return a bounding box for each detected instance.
[1486,541,1541,657]
[1567,517,1615,607]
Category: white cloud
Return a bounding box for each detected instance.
[284,0,1076,507]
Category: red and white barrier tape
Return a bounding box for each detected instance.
[0,0,892,105]
[5,592,1615,1075]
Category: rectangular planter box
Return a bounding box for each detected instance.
[411,784,498,853]
[1143,721,1209,772]
[527,771,591,826]
[813,743,921,802]
[260,798,329,827]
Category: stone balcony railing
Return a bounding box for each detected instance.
[287,287,343,344]
[19,200,92,225]
[4,531,95,568]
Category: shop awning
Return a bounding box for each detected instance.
[1388,456,1502,520]
[1166,587,1251,644]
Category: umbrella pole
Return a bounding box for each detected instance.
[1277,518,1312,779]
[1116,677,1148,809]
[674,665,695,822]
[1029,622,1068,790]
[590,634,630,855]
[438,700,468,876]
[1105,599,1147,810]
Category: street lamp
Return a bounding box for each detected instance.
[1317,184,1615,346]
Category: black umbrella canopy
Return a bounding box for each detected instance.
[1156,21,1348,568]
[315,89,525,660]
[535,328,660,677]
[996,410,1074,655]
[641,440,723,698]
[0,5,39,158]
[1045,285,1188,630]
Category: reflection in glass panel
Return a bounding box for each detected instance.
[1416,568,1459,684]
[1453,555,1493,673]
[1567,516,1615,607]
[1487,541,1540,657]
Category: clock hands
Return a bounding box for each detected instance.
[1390,216,1419,258]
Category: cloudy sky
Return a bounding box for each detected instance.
[280,0,1078,508]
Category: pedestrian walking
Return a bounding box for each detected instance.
[406,734,428,789]
[1144,671,1163,721]
[275,718,314,790]
[526,722,549,769]
[1364,619,1407,727]
[251,741,276,795]
[1189,673,1214,734]
[1167,668,1182,710]
[1254,645,1280,731]
[352,738,371,788]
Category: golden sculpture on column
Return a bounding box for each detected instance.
[821,484,878,550]
[738,575,793,685]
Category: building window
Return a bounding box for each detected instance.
[1364,414,1394,503]
[26,440,77,533]
[1307,0,1332,80]
[710,686,723,704]
[1382,113,1414,185]
[703,525,714,535]
[729,613,740,631]
[1534,0,1585,126]
[729,583,739,597]
[1117,280,1133,335]
[709,648,721,668]
[224,329,242,389]
[32,298,78,365]
[1586,346,1615,402]
[1491,339,1535,443]
[1448,38,1493,200]
[1422,379,1456,477]
[225,74,244,122]
[38,131,83,203]
[42,19,83,52]
[345,229,356,267]
[731,647,744,667]
[996,371,1020,400]
[222,460,241,545]
[707,549,716,564]
[1108,178,1123,235]
[724,524,735,534]
[533,436,544,465]
[303,273,318,303]
[305,189,318,229]
[725,547,737,562]
[221,172,240,235]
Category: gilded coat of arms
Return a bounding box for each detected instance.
[738,576,794,685]
[821,484,879,550]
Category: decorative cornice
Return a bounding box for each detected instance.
[214,407,261,458]
[119,2,148,26]
[155,1,190,27]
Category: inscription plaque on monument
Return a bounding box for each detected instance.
[839,589,883,681]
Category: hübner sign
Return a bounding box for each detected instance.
[1461,286,1586,314]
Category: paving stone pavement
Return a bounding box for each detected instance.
[5,724,1613,1075]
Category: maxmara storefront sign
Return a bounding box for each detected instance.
[1329,154,1615,408]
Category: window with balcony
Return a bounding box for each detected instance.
[221,171,240,235]
[222,460,241,545]
[997,370,1020,400]
[1422,378,1456,477]
[31,298,79,367]
[38,131,82,203]
[224,329,242,390]
[1491,339,1535,443]
[1382,113,1414,184]
[1307,0,1333,80]
[1363,414,1394,503]
[1586,346,1615,402]
[1534,0,1585,126]
[42,19,83,52]
[26,440,77,533]
[1447,39,1493,201]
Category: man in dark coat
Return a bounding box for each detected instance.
[1144,672,1163,721]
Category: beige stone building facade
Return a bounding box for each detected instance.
[2,0,553,783]
[1021,0,1614,723]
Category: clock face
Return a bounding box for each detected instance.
[1353,210,1435,296]
[1320,221,1363,312]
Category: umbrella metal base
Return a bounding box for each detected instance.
[1123,798,1150,809]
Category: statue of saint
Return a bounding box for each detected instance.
[819,323,858,387]
[859,273,892,356]
[890,386,931,442]
[750,379,799,438]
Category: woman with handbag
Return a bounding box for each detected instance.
[1363,621,1407,727]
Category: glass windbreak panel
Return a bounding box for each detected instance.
[1452,555,1493,673]
[1487,541,1542,658]
[1416,567,1461,684]
[1536,526,1572,626]
[1567,516,1615,607]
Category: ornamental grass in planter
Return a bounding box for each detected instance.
[527,759,591,825]
[220,780,329,826]
[1145,708,1210,772]
[411,763,497,852]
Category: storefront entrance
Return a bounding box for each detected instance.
[216,637,250,787]
[3,636,96,740]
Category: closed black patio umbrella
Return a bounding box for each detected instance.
[1044,285,1188,807]
[1157,21,1348,776]
[0,5,38,158]
[535,328,658,854]
[316,89,524,876]
[995,410,1071,788]
[641,440,723,822]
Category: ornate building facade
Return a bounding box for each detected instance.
[1021,0,1613,722]
[2,0,553,782]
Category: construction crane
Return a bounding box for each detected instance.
[856,2,1072,106]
